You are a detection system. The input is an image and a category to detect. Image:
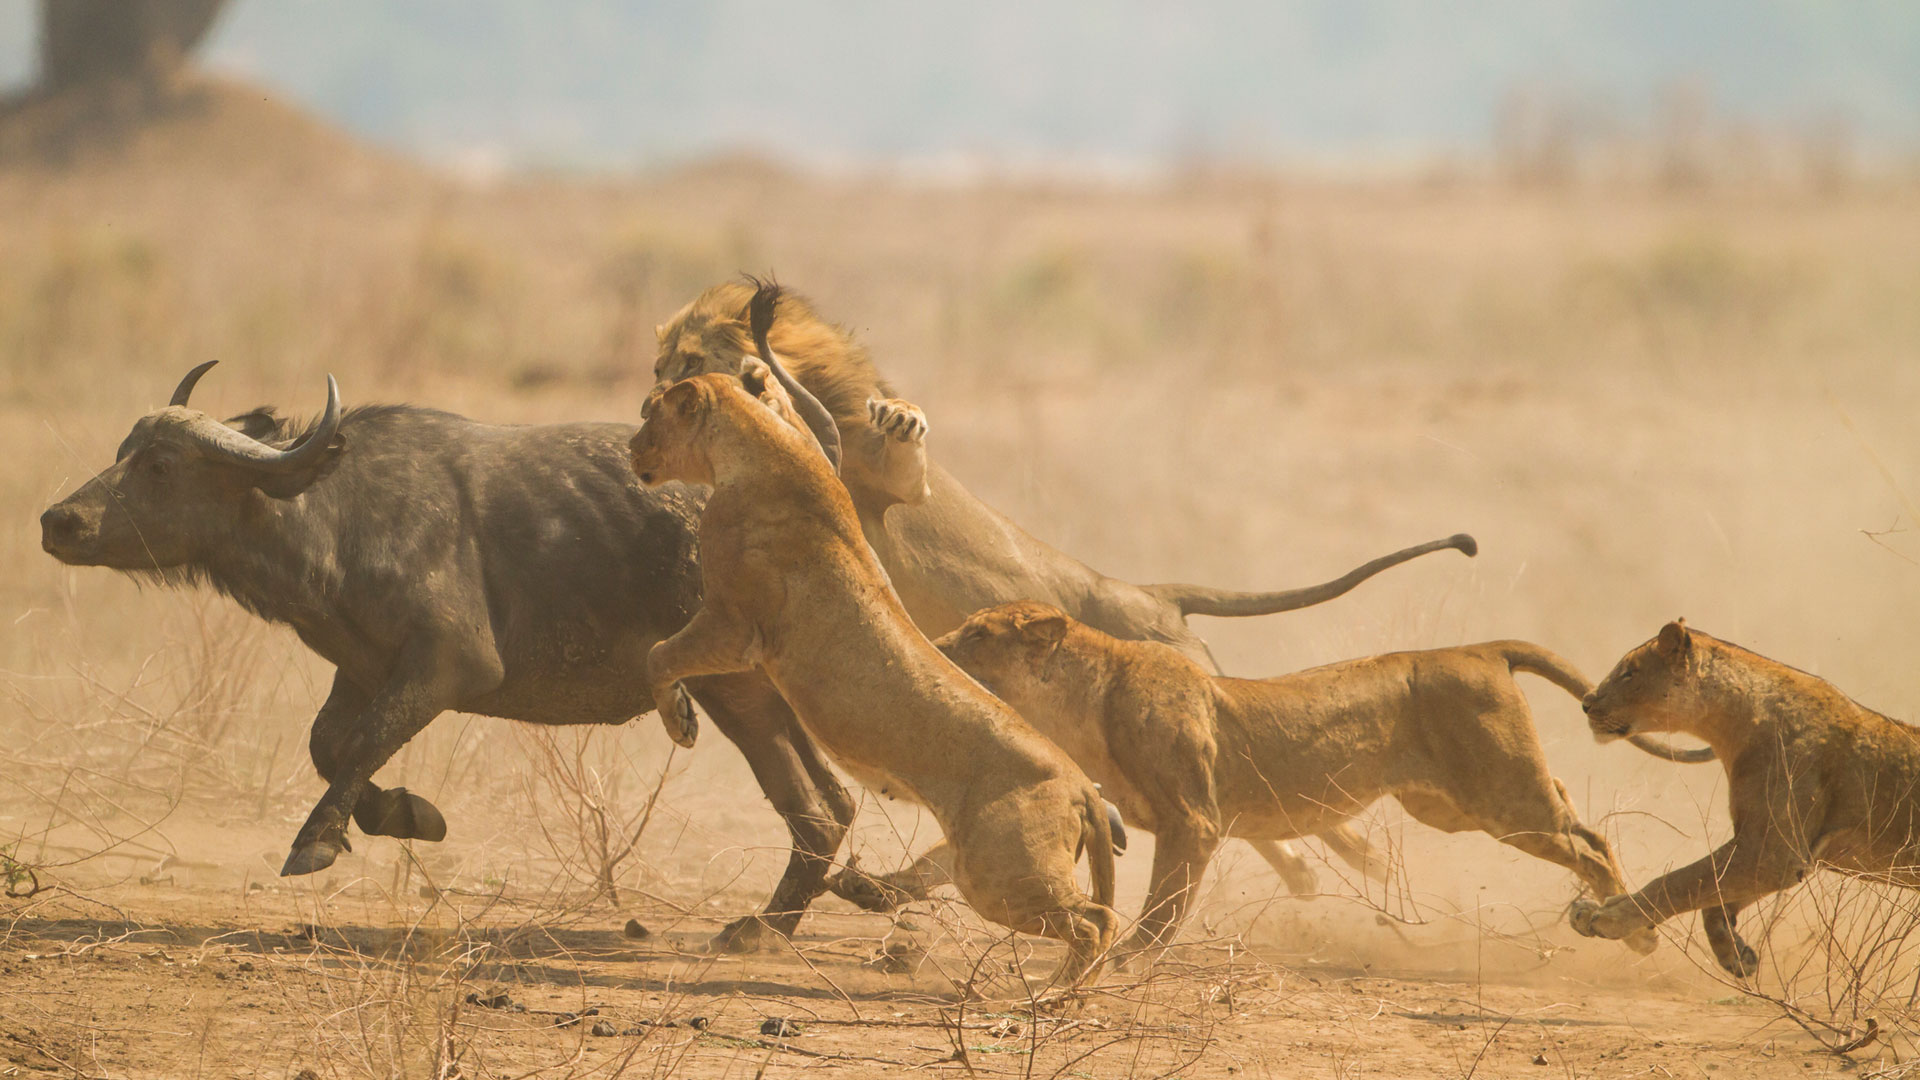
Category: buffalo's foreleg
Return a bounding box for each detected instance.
[283,642,487,876]
[308,673,449,847]
[691,674,856,952]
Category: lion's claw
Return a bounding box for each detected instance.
[867,398,928,444]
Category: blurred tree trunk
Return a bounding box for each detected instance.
[38,0,229,93]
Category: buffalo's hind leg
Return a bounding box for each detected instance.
[688,673,856,953]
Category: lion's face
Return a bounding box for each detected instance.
[654,306,750,389]
[934,602,1072,709]
[1584,620,1704,742]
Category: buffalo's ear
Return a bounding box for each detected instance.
[252,433,348,500]
[1655,618,1692,659]
[225,406,283,442]
[1015,610,1070,655]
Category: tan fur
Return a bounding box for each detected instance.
[869,602,1661,960]
[627,376,1119,987]
[1571,621,1920,977]
[655,281,929,508]
[654,280,1472,899]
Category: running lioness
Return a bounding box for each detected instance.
[628,375,1120,986]
[1571,620,1920,977]
[846,601,1696,958]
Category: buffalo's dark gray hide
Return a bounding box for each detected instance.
[41,364,853,951]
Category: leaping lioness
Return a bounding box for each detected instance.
[1572,620,1920,977]
[628,373,1122,987]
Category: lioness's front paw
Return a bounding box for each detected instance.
[867,398,928,444]
[1568,896,1644,941]
[660,684,699,748]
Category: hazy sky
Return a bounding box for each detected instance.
[4,0,1917,169]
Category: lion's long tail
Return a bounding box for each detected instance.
[1143,534,1477,619]
[1080,789,1120,909]
[1496,641,1716,764]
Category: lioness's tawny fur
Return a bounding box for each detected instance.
[628,375,1120,986]
[654,279,1478,905]
[872,601,1677,958]
[1571,620,1920,977]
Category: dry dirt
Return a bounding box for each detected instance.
[0,854,1856,1079]
[3,80,1919,1077]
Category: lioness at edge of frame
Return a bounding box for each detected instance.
[630,371,1122,986]
[1572,620,1920,977]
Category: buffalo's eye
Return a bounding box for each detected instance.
[142,455,171,481]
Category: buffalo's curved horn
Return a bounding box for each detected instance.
[170,360,220,407]
[181,375,342,473]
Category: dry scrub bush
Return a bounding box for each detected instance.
[512,727,675,910]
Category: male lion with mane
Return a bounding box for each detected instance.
[654,278,1479,909]
[1571,620,1920,977]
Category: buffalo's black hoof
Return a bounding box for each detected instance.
[708,915,786,954]
[354,788,448,842]
[281,840,344,877]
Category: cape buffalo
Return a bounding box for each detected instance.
[39,362,852,949]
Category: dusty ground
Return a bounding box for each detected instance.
[3,80,1919,1077]
[0,871,1853,1079]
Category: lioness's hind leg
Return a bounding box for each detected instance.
[1119,824,1219,962]
[1458,775,1660,956]
[1703,903,1760,978]
[1040,900,1119,989]
[950,810,1116,988]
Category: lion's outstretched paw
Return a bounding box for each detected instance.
[1567,898,1605,938]
[660,684,699,748]
[867,398,928,444]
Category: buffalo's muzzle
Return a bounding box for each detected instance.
[39,504,95,560]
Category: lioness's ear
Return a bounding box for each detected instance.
[1656,619,1692,659]
[663,380,704,420]
[1016,612,1069,653]
[655,323,668,343]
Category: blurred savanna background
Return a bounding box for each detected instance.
[2,3,1918,1076]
